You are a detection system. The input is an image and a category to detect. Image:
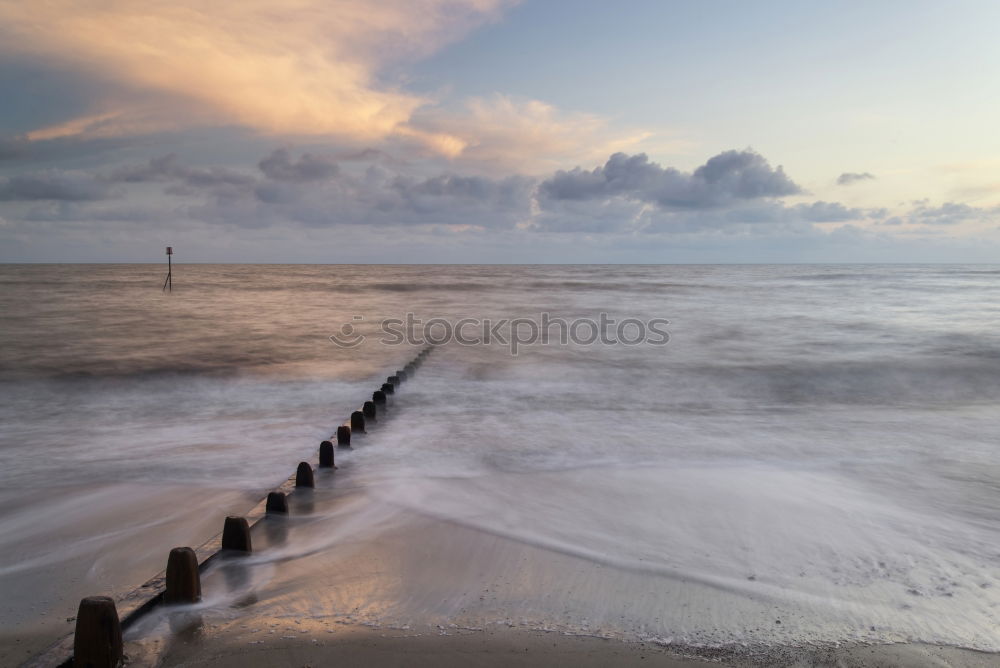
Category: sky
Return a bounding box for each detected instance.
[1,0,999,263]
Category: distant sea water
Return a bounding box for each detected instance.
[1,264,1000,656]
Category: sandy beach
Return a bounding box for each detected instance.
[110,479,998,668]
[127,621,1000,667]
[137,627,1000,668]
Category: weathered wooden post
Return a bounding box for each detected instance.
[336,425,351,447]
[295,462,314,488]
[73,596,123,668]
[319,440,335,467]
[362,401,376,420]
[221,516,252,554]
[266,491,288,514]
[350,410,366,433]
[372,390,386,405]
[165,547,201,604]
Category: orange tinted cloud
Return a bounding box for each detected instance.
[409,95,664,172]
[0,1,515,143]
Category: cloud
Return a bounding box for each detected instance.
[173,147,803,232]
[110,154,255,187]
[23,110,153,142]
[241,167,535,229]
[0,1,516,146]
[539,150,800,209]
[0,137,26,160]
[837,172,875,186]
[109,150,344,204]
[408,94,657,170]
[337,148,400,164]
[0,170,113,201]
[793,201,866,222]
[0,148,891,242]
[380,172,533,220]
[258,149,339,182]
[0,130,150,167]
[906,201,1000,226]
[530,198,876,235]
[0,4,662,170]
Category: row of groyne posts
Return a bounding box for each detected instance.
[37,347,434,668]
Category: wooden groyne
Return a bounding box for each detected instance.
[26,347,434,668]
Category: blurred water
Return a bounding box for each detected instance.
[1,264,1000,655]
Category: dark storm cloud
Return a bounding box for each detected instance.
[258,149,339,182]
[836,172,875,186]
[0,170,113,201]
[538,150,801,209]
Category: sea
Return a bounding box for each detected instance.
[1,264,999,659]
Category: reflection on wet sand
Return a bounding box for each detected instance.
[125,480,999,667]
[219,557,258,609]
[261,515,288,548]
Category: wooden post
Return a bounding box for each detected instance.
[266,491,288,514]
[73,596,123,668]
[319,440,336,467]
[221,516,252,554]
[165,547,201,604]
[336,425,351,447]
[351,410,366,433]
[295,462,314,488]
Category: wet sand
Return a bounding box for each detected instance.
[134,622,715,667]
[0,484,255,667]
[105,477,999,668]
[129,620,1000,668]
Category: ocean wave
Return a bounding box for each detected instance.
[687,358,1000,405]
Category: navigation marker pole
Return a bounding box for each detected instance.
[162,246,173,292]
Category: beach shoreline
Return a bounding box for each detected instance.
[9,620,997,667]
[129,621,1000,668]
[73,479,997,668]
